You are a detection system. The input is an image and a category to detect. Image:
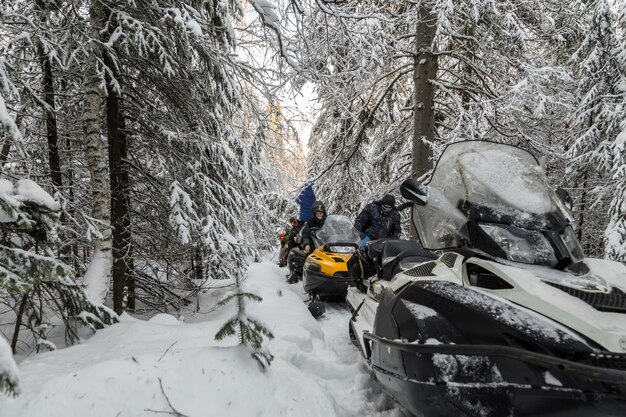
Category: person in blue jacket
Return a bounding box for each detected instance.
[354,194,401,246]
[301,200,327,253]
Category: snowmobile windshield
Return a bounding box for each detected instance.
[413,141,580,265]
[313,215,361,251]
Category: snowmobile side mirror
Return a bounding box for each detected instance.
[400,178,428,206]
[555,188,573,211]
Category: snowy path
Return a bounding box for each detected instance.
[0,258,409,417]
[253,258,409,417]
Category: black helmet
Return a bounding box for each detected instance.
[311,200,326,214]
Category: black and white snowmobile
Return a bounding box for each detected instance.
[347,141,626,417]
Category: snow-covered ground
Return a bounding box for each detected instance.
[0,257,407,417]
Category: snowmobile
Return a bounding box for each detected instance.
[347,141,626,417]
[302,214,360,317]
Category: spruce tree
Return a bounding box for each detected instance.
[567,0,626,258]
[0,177,117,352]
[214,273,274,368]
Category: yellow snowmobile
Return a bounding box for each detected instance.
[302,215,360,316]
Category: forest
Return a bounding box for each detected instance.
[0,0,625,401]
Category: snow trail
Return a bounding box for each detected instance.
[258,255,409,417]
[0,257,409,417]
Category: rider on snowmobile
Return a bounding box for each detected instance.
[286,201,327,283]
[301,200,327,253]
[354,194,401,246]
[281,217,302,246]
[279,217,302,267]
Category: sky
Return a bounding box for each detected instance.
[0,256,407,417]
[282,81,319,152]
[240,1,320,154]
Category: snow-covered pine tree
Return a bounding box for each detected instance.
[0,97,21,398]
[1,18,117,351]
[603,5,626,261]
[0,177,117,353]
[2,1,295,360]
[566,0,626,258]
[63,0,290,312]
[214,272,274,368]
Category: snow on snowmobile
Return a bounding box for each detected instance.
[303,214,360,317]
[347,140,626,417]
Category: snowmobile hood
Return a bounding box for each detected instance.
[305,248,352,277]
[464,256,626,353]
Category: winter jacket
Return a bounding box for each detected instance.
[354,201,401,240]
[281,223,302,246]
[301,215,326,249]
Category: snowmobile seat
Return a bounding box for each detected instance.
[347,238,391,284]
[347,239,437,284]
[379,239,437,280]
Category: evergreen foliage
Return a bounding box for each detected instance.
[0,178,117,352]
[215,273,274,368]
[567,0,626,258]
[1,0,295,372]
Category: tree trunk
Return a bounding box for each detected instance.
[36,0,62,191]
[11,293,29,354]
[103,47,133,314]
[35,0,70,261]
[411,2,438,239]
[412,1,437,179]
[81,1,112,305]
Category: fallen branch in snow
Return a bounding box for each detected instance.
[158,341,178,362]
[145,377,190,417]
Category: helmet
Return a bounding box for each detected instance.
[311,200,326,214]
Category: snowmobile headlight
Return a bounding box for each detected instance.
[479,223,558,266]
[328,245,356,253]
[561,225,584,261]
[307,262,321,273]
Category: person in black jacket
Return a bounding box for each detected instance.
[301,200,327,253]
[354,194,401,244]
[281,217,302,246]
[278,217,302,267]
[286,201,327,283]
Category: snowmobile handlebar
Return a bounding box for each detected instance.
[397,201,413,211]
[362,331,626,384]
